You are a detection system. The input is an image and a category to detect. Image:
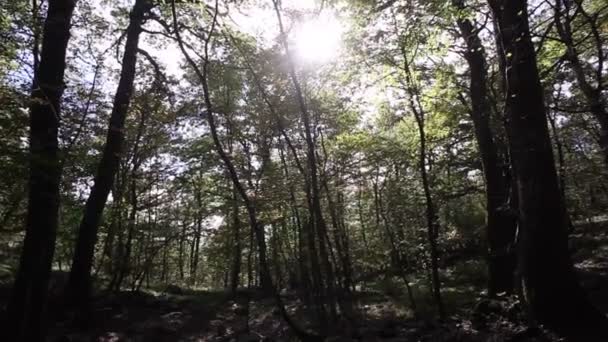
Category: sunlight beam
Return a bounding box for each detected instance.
[293,12,343,64]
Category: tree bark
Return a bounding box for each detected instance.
[230,186,242,296]
[272,1,338,325]
[113,174,138,291]
[453,0,517,296]
[191,211,202,285]
[377,176,418,313]
[489,0,608,338]
[5,1,75,340]
[273,0,337,333]
[66,0,150,306]
[401,49,445,320]
[178,215,187,281]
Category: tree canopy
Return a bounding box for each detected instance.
[1,0,608,341]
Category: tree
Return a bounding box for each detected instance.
[66,0,152,308]
[272,0,340,326]
[4,0,76,340]
[401,47,446,321]
[170,0,320,339]
[2,0,608,340]
[452,0,517,296]
[488,0,608,338]
[553,0,608,165]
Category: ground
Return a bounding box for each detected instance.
[2,226,608,342]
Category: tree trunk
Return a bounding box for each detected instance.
[402,50,446,320]
[5,1,75,340]
[98,181,124,278]
[191,215,202,285]
[415,118,444,319]
[161,244,168,284]
[489,0,608,338]
[114,176,138,291]
[65,0,150,306]
[171,3,320,339]
[178,216,187,281]
[553,0,608,165]
[453,0,517,296]
[356,183,370,259]
[377,177,418,313]
[272,1,339,326]
[230,187,242,296]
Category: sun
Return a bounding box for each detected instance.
[293,13,343,64]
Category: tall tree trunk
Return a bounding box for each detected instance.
[235,39,318,311]
[489,0,608,338]
[247,224,254,288]
[402,49,446,320]
[279,144,313,298]
[324,180,353,294]
[178,216,187,281]
[356,183,370,259]
[272,1,338,326]
[416,118,445,320]
[271,224,284,289]
[171,2,319,339]
[114,175,138,291]
[65,0,150,306]
[106,186,126,292]
[161,243,168,284]
[453,0,517,296]
[547,90,574,232]
[98,180,124,278]
[109,97,148,292]
[336,191,354,292]
[5,1,75,340]
[377,177,418,313]
[191,215,202,285]
[230,187,242,296]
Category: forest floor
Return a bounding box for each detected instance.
[2,225,608,342]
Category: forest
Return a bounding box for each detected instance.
[1,0,607,341]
